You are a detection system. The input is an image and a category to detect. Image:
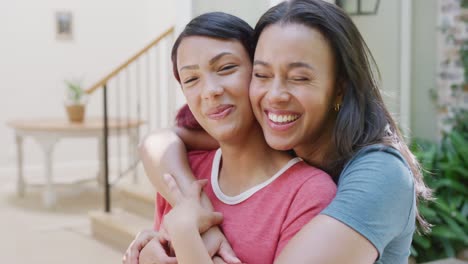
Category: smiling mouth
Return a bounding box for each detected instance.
[207,105,234,120]
[267,112,300,124]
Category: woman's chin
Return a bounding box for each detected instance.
[264,135,295,151]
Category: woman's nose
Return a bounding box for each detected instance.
[202,76,224,99]
[267,78,290,105]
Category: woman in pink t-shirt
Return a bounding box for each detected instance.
[123,11,336,264]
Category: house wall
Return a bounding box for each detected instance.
[350,0,439,140]
[351,0,403,121]
[411,0,438,141]
[193,0,269,27]
[0,0,175,179]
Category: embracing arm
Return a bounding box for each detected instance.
[139,128,240,262]
[276,147,415,263]
[169,225,214,264]
[138,127,217,207]
[274,215,377,264]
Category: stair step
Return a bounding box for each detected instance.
[116,182,156,219]
[89,208,154,252]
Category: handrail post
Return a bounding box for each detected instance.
[103,83,110,212]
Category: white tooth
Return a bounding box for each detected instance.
[269,113,275,122]
[274,115,280,122]
[269,113,300,123]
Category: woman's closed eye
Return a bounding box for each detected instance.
[183,76,198,84]
[253,72,270,79]
[290,76,310,82]
[218,64,238,73]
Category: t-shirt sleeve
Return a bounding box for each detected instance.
[154,193,171,231]
[320,147,415,258]
[275,174,337,257]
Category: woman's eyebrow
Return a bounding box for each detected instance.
[179,64,199,72]
[180,52,235,72]
[287,62,315,71]
[209,52,234,65]
[253,60,269,67]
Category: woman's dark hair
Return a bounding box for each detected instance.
[175,104,203,130]
[172,12,255,130]
[254,0,431,231]
[171,12,255,83]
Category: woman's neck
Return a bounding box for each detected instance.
[217,124,291,196]
[293,121,336,170]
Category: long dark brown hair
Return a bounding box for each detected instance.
[254,0,432,231]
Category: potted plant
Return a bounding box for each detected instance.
[64,79,87,122]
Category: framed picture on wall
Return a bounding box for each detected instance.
[56,11,73,40]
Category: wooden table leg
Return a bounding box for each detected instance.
[36,136,58,209]
[15,134,25,197]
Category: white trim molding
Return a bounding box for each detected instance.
[400,0,412,137]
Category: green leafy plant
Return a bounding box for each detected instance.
[411,109,468,262]
[65,79,87,105]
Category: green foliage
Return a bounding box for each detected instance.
[462,0,468,8]
[411,110,468,262]
[462,39,468,82]
[65,79,86,105]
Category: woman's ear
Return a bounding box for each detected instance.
[335,80,345,105]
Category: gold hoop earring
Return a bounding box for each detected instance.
[334,103,341,112]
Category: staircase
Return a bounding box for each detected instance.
[89,172,156,252]
[84,27,176,253]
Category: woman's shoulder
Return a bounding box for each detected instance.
[187,149,218,173]
[339,144,413,189]
[321,144,416,258]
[278,160,337,197]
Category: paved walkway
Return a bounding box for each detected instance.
[0,176,122,264]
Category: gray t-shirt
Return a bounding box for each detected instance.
[321,144,416,264]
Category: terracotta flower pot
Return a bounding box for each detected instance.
[66,104,86,123]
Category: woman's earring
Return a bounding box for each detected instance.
[334,103,341,112]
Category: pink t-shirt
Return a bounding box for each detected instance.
[155,150,336,264]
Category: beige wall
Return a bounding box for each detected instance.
[0,0,175,177]
[351,0,402,118]
[410,0,438,141]
[192,0,269,27]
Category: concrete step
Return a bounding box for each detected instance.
[89,208,154,252]
[116,182,156,220]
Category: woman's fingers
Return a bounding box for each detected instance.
[163,173,183,204]
[164,172,209,204]
[217,240,242,264]
[122,229,159,264]
[191,179,208,200]
[158,226,171,243]
[209,212,224,226]
[213,256,228,264]
[139,237,177,264]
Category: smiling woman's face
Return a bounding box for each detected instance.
[249,23,339,154]
[177,36,254,143]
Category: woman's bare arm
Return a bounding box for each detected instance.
[274,215,377,264]
[139,127,218,207]
[139,128,241,262]
[173,126,219,151]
